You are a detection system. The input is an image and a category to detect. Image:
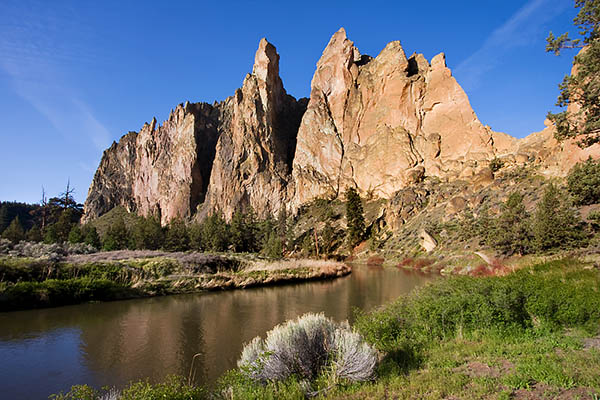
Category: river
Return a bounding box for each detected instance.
[0,264,435,399]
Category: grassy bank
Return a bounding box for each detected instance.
[218,257,600,399]
[0,252,350,311]
[50,257,600,399]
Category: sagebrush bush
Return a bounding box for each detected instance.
[238,313,377,384]
[1,240,96,259]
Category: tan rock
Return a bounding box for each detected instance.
[291,29,499,209]
[420,229,437,252]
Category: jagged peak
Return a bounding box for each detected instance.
[319,27,360,66]
[252,38,280,83]
[375,40,407,65]
[431,52,447,70]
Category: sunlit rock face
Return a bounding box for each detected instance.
[199,39,306,220]
[84,29,599,224]
[84,39,306,224]
[289,28,502,208]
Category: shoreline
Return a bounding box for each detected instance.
[0,252,351,312]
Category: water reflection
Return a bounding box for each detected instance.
[0,265,435,399]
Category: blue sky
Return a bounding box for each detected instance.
[0,0,577,203]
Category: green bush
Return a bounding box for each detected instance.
[489,158,504,172]
[567,157,600,205]
[355,259,600,355]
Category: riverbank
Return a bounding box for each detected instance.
[0,251,350,311]
[52,257,600,399]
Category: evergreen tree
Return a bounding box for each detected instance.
[68,225,84,244]
[532,184,587,251]
[257,216,276,254]
[345,187,365,247]
[458,208,477,241]
[43,225,59,244]
[475,204,494,245]
[567,157,600,205]
[201,213,230,252]
[132,216,164,250]
[230,211,249,252]
[490,193,532,255]
[262,231,283,259]
[103,217,129,251]
[82,225,101,248]
[26,226,43,242]
[319,222,337,256]
[0,205,10,235]
[1,216,25,243]
[164,218,189,251]
[188,222,203,251]
[546,0,600,146]
[52,209,76,243]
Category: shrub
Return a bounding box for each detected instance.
[567,157,600,206]
[489,157,504,172]
[238,313,377,384]
[51,376,204,400]
[356,258,600,356]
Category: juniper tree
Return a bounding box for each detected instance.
[1,216,25,243]
[345,187,365,247]
[103,216,129,251]
[164,218,189,251]
[567,157,600,205]
[546,0,600,146]
[532,183,587,251]
[491,193,532,255]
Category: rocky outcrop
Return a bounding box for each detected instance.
[199,39,306,220]
[85,28,599,225]
[84,103,221,225]
[84,39,305,224]
[290,28,499,208]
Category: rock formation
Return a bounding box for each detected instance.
[290,28,501,208]
[200,39,306,220]
[84,29,599,225]
[84,102,221,225]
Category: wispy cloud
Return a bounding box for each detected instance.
[454,0,570,91]
[0,0,111,152]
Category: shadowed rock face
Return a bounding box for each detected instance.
[84,29,599,224]
[84,102,221,225]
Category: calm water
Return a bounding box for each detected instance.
[0,265,435,399]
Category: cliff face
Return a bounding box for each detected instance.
[84,39,305,224]
[84,29,599,224]
[200,39,306,220]
[290,28,499,208]
[84,103,221,225]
